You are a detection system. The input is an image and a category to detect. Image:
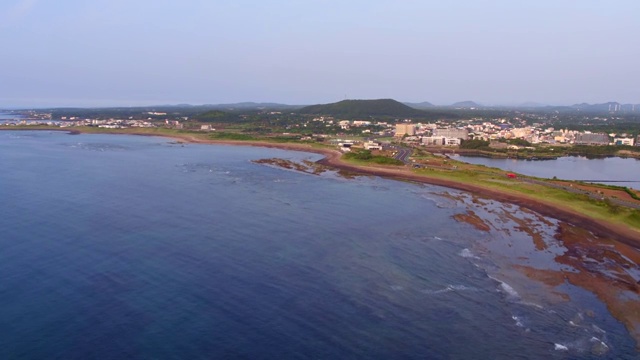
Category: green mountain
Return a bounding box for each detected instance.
[298,99,427,118]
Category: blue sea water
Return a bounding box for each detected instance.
[0,131,638,359]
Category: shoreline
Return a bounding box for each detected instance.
[162,132,640,249]
[7,127,640,247]
[6,127,640,347]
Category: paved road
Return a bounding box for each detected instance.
[393,147,412,164]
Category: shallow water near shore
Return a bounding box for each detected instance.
[1,131,638,359]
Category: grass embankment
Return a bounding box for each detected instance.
[342,149,404,165]
[412,165,640,231]
[342,147,640,233]
[626,188,640,201]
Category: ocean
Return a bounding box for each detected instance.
[0,130,637,359]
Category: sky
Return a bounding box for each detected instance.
[1,0,638,107]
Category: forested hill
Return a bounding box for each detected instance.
[298,99,429,118]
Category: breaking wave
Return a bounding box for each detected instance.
[422,284,478,295]
[459,248,480,259]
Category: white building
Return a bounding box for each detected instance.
[614,137,635,146]
[352,120,372,126]
[433,128,469,140]
[364,141,382,150]
[339,120,351,129]
[422,136,461,146]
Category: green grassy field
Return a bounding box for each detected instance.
[412,165,640,230]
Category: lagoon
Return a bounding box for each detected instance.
[453,155,640,190]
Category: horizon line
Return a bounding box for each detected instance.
[2,99,639,110]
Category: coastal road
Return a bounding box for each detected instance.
[394,147,412,164]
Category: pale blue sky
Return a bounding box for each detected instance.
[1,0,638,107]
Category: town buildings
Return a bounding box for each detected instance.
[575,133,610,146]
[395,124,416,136]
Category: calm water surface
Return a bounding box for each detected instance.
[0,112,23,121]
[0,131,637,359]
[454,155,640,189]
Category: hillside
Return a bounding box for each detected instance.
[404,101,435,109]
[299,99,429,118]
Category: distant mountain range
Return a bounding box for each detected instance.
[18,100,640,115]
[286,98,634,118]
[403,100,640,112]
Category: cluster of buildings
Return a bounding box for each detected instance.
[393,123,638,147]
[311,117,392,133]
[1,118,162,129]
[66,119,157,128]
[1,120,58,126]
[277,115,639,148]
[3,110,638,148]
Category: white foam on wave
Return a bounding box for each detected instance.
[590,337,609,347]
[423,284,477,294]
[589,337,610,355]
[511,315,524,327]
[520,301,544,309]
[592,324,606,334]
[499,281,520,300]
[459,248,480,259]
[554,343,568,351]
[487,276,521,300]
[550,333,609,355]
